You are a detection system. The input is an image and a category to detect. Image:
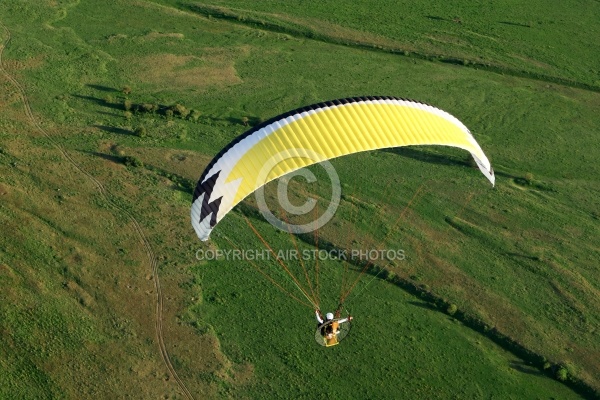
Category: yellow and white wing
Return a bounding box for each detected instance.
[191,96,494,241]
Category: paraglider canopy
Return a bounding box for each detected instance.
[191,96,494,242]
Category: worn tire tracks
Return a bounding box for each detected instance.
[0,21,194,400]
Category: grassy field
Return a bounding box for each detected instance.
[0,0,598,398]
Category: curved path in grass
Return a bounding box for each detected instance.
[0,20,194,400]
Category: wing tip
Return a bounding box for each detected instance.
[488,167,496,187]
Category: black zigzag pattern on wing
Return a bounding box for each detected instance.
[194,170,222,227]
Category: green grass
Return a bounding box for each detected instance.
[1,0,599,398]
[194,244,581,399]
[164,0,600,89]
